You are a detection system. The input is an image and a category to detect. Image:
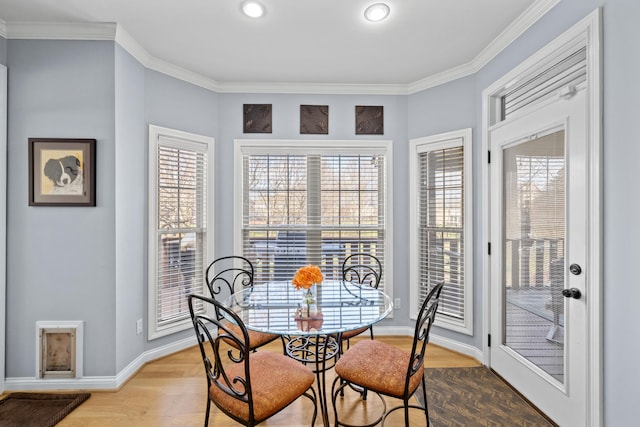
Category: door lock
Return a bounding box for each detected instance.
[562,288,582,299]
[569,263,582,275]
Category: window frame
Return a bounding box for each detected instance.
[147,125,214,340]
[409,128,473,335]
[233,139,393,304]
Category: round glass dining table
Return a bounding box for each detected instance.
[223,279,393,427]
[223,279,393,336]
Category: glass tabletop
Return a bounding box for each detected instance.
[223,280,393,336]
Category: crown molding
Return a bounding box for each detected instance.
[471,0,561,71]
[216,81,409,95]
[1,0,558,95]
[407,62,477,94]
[406,0,559,94]
[6,21,116,40]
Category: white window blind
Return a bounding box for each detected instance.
[501,46,587,120]
[410,129,472,335]
[148,126,212,339]
[418,146,464,318]
[240,149,386,291]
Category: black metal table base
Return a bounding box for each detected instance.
[286,334,339,427]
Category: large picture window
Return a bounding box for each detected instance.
[410,129,472,335]
[148,125,213,339]
[235,140,391,297]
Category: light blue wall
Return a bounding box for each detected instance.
[0,35,6,65]
[6,40,117,376]
[114,45,146,371]
[145,69,219,139]
[408,76,478,347]
[598,1,640,425]
[143,68,219,350]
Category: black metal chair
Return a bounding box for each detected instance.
[331,282,444,427]
[339,253,382,347]
[204,255,279,350]
[188,294,318,426]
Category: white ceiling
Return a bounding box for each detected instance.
[0,0,552,92]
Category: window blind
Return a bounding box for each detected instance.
[417,145,465,321]
[155,141,207,326]
[241,152,386,290]
[501,46,587,120]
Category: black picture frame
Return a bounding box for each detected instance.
[28,138,96,206]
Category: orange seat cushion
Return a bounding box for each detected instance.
[335,339,423,398]
[223,322,279,350]
[210,351,315,423]
[341,326,370,340]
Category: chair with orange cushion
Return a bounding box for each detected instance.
[205,255,280,351]
[338,253,382,350]
[188,293,318,427]
[331,282,444,427]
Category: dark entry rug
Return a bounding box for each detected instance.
[0,392,90,427]
[416,367,555,426]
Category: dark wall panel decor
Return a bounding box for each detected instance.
[243,104,272,133]
[300,105,329,134]
[355,105,384,135]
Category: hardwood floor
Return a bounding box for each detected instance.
[56,336,479,426]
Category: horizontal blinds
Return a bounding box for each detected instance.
[502,46,587,120]
[418,145,465,320]
[503,131,565,289]
[242,153,385,290]
[156,142,207,325]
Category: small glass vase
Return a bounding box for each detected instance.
[302,283,317,305]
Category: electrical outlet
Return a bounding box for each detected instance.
[394,298,401,310]
[136,318,143,335]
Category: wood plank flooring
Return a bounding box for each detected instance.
[53,336,479,426]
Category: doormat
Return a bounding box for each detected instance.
[0,392,90,427]
[416,367,556,426]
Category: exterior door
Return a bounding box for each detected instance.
[489,89,587,426]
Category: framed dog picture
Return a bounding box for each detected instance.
[28,138,96,206]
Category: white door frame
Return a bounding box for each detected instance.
[1,64,7,394]
[481,9,602,426]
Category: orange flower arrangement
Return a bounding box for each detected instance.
[292,264,324,290]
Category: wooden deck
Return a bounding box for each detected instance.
[506,301,564,383]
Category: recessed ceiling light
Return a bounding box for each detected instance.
[364,3,390,22]
[242,1,265,18]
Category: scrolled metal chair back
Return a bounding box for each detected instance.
[188,294,256,425]
[341,253,382,289]
[205,256,254,313]
[405,282,444,396]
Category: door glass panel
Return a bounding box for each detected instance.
[502,130,565,383]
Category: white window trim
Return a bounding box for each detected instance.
[409,128,473,335]
[0,65,7,394]
[147,125,214,340]
[233,139,394,306]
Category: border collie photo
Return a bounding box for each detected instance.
[43,155,83,195]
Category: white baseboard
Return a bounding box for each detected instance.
[4,336,197,391]
[429,333,484,362]
[4,330,482,391]
[374,326,483,363]
[373,326,484,363]
[371,325,413,336]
